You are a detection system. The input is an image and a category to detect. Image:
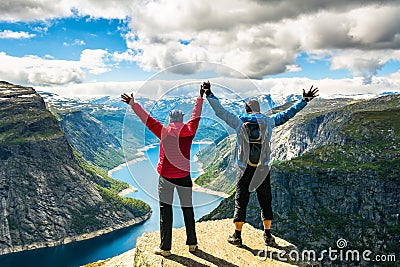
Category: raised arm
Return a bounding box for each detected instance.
[186,91,204,135]
[272,99,307,126]
[272,85,319,126]
[203,81,242,131]
[121,93,163,139]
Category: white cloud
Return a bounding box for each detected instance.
[3,0,399,23]
[112,49,136,63]
[0,30,36,39]
[265,76,400,100]
[285,65,301,73]
[80,49,111,74]
[71,0,134,19]
[0,49,114,86]
[36,72,400,100]
[37,81,145,99]
[0,0,72,21]
[32,26,49,33]
[329,50,400,84]
[120,1,400,80]
[1,0,399,83]
[63,39,86,47]
[0,52,84,85]
[74,39,86,46]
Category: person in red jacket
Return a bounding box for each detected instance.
[121,84,205,257]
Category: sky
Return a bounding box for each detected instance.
[0,0,400,99]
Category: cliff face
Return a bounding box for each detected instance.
[199,95,400,258]
[54,109,124,170]
[0,81,150,255]
[269,98,355,161]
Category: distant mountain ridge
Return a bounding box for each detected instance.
[41,92,278,170]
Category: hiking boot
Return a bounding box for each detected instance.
[153,247,171,257]
[227,234,243,247]
[264,233,277,247]
[188,244,198,252]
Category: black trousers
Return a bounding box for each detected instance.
[234,166,273,223]
[158,175,197,251]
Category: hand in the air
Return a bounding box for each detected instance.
[121,93,135,106]
[200,84,205,98]
[302,85,319,102]
[202,80,212,96]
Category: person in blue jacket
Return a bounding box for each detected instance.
[203,81,318,247]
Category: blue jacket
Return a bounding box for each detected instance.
[206,94,307,169]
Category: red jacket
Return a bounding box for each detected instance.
[131,97,204,178]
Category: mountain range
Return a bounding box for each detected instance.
[40,91,279,170]
[3,81,398,263]
[38,88,400,258]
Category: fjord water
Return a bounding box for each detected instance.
[0,143,223,267]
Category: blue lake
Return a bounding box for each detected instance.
[0,143,223,267]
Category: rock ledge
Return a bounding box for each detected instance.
[87,219,311,267]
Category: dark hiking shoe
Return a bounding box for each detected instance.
[228,234,243,247]
[264,233,277,247]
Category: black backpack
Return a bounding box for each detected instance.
[244,122,262,167]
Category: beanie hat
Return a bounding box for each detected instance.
[245,99,261,113]
[169,110,185,123]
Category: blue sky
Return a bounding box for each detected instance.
[19,18,126,59]
[0,16,154,81]
[0,0,399,98]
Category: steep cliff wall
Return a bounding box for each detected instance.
[54,108,124,170]
[0,81,150,255]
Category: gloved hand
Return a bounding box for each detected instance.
[202,80,212,96]
[302,85,319,102]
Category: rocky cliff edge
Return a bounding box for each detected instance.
[86,219,313,267]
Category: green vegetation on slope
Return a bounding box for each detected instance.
[278,108,400,179]
[194,136,236,193]
[97,186,150,217]
[74,150,151,219]
[91,148,125,171]
[54,108,125,170]
[70,206,105,233]
[0,107,63,143]
[75,150,129,193]
[195,157,230,186]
